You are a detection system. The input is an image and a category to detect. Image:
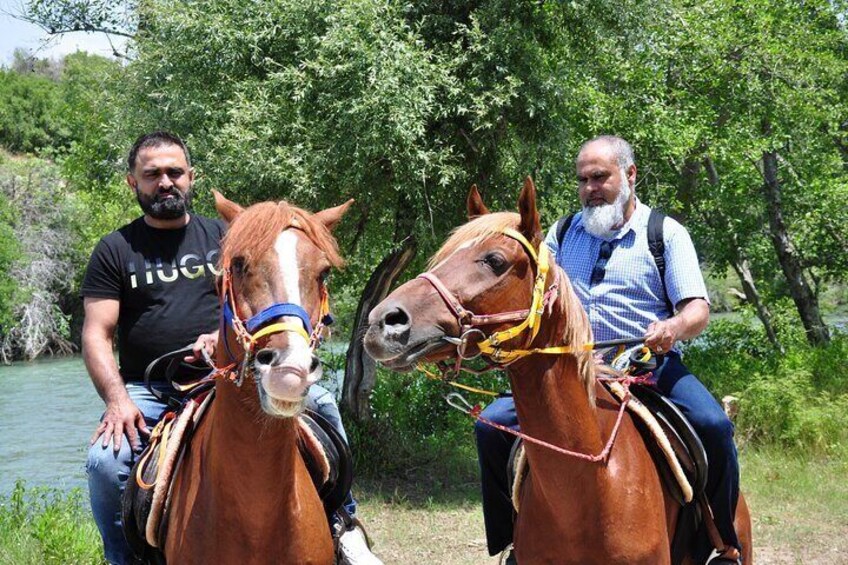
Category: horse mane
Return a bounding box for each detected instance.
[430,212,597,404]
[429,212,520,269]
[550,264,597,405]
[221,201,344,269]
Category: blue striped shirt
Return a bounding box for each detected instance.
[545,200,709,344]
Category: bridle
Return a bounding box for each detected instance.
[418,227,590,369]
[213,256,333,386]
[419,226,636,466]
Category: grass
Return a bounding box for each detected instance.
[355,446,848,564]
[0,481,103,565]
[2,449,845,564]
[741,447,848,564]
[357,477,488,564]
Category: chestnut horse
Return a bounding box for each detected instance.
[364,180,752,564]
[164,192,352,564]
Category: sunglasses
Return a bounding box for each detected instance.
[590,240,616,286]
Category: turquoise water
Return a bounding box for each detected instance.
[0,355,101,494]
[0,346,349,496]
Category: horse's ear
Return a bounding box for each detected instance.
[517,176,541,241]
[213,190,244,225]
[314,199,354,231]
[467,185,490,219]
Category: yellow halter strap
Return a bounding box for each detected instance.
[425,228,590,365]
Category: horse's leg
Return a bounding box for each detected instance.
[734,492,753,564]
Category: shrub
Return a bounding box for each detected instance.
[348,366,509,481]
[686,313,848,456]
[0,152,86,362]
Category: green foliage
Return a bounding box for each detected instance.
[0,481,102,565]
[0,152,86,361]
[0,192,21,330]
[26,0,136,39]
[63,0,669,302]
[686,315,848,455]
[348,366,508,479]
[0,68,68,154]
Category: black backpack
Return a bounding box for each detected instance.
[554,208,674,315]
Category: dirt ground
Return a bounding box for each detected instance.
[361,502,848,564]
[355,473,848,565]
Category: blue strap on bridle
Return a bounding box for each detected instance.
[222,298,314,336]
[246,302,313,335]
[219,292,336,364]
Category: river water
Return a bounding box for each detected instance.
[0,349,347,496]
[0,355,101,494]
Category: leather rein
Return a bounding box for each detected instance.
[417,228,590,368]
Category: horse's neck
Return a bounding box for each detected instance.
[507,304,606,474]
[208,380,302,479]
[166,379,331,562]
[508,355,604,457]
[506,299,675,561]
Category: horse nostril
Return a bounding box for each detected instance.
[309,355,320,373]
[384,307,410,329]
[255,348,279,366]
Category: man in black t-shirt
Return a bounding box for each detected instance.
[82,131,226,565]
[82,132,380,565]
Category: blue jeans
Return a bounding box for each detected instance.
[474,351,740,557]
[308,384,358,525]
[87,382,355,565]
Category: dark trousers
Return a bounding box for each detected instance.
[474,351,740,557]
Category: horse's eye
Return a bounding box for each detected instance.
[482,252,507,273]
[231,257,247,276]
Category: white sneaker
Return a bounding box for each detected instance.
[337,524,383,565]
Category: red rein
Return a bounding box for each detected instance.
[468,389,631,464]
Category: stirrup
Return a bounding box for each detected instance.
[335,516,382,565]
[499,544,517,565]
[708,546,741,564]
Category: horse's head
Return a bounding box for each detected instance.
[365,177,551,370]
[214,191,352,417]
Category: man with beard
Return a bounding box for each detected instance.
[82,131,381,565]
[474,136,741,564]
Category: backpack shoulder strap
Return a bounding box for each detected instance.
[556,213,575,247]
[647,209,674,315]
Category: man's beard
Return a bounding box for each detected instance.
[137,187,192,220]
[582,174,630,239]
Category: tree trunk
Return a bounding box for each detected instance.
[342,192,418,422]
[729,256,784,354]
[342,240,416,422]
[703,156,783,352]
[761,148,830,345]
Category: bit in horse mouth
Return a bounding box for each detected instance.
[379,337,449,370]
[263,363,310,380]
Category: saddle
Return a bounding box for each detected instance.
[507,361,711,565]
[122,361,353,563]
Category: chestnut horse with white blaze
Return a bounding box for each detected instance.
[164,192,352,564]
[363,179,751,564]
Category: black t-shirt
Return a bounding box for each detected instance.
[81,215,226,381]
